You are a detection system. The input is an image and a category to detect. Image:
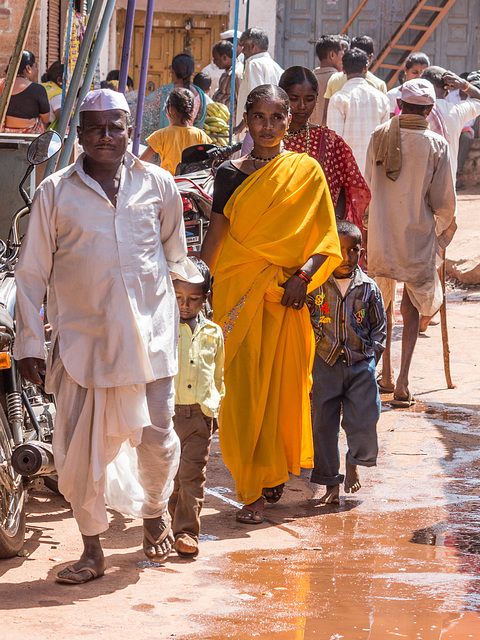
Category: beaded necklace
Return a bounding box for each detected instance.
[284,122,311,155]
[247,150,283,163]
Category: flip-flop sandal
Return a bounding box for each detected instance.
[236,505,265,525]
[377,383,395,394]
[376,374,394,394]
[390,393,416,408]
[262,483,285,504]
[143,517,174,562]
[56,564,104,584]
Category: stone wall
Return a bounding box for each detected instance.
[459,139,480,186]
[0,0,42,75]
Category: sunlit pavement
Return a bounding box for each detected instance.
[1,194,479,640]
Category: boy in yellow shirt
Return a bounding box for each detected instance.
[170,257,225,557]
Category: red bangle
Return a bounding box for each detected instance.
[295,269,312,283]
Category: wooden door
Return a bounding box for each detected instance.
[133,24,174,93]
[275,0,479,80]
[274,0,315,69]
[428,0,480,74]
[117,11,228,95]
[181,27,212,71]
[275,0,385,72]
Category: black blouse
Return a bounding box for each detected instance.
[7,83,50,119]
[212,161,250,215]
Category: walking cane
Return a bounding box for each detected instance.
[439,247,455,389]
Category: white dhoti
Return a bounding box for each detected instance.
[49,357,180,536]
[375,272,443,317]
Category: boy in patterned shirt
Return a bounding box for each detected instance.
[307,220,386,503]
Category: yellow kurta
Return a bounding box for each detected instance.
[213,152,342,504]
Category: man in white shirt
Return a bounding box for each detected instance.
[421,66,480,180]
[324,35,387,113]
[327,48,389,174]
[14,89,201,584]
[234,27,284,132]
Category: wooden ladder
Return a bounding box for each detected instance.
[341,0,460,89]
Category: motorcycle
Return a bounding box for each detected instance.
[174,141,241,251]
[0,130,61,558]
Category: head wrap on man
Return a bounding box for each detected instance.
[373,79,436,181]
[220,29,242,40]
[401,78,436,105]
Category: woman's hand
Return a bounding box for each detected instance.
[281,275,308,309]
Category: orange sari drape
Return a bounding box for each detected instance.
[213,152,342,504]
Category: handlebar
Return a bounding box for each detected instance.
[0,205,30,271]
[205,141,242,159]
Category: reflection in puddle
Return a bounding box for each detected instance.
[412,524,480,555]
[188,401,480,639]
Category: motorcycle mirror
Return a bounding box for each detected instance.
[26,130,62,165]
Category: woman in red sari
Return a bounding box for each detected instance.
[279,66,370,229]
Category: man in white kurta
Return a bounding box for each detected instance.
[14,89,199,584]
[234,27,284,130]
[421,66,480,181]
[365,79,456,407]
[327,48,389,175]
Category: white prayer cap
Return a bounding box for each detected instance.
[170,258,204,284]
[220,29,243,40]
[79,88,131,114]
[401,79,436,105]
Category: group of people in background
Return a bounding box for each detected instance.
[6,24,480,583]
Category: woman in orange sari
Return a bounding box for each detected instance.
[201,85,342,523]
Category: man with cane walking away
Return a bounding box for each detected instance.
[365,79,456,407]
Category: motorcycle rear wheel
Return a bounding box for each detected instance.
[0,406,26,558]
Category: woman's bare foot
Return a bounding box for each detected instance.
[344,459,361,493]
[143,512,174,561]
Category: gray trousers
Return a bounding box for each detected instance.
[311,354,380,486]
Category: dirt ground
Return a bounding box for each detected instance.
[1,191,480,640]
